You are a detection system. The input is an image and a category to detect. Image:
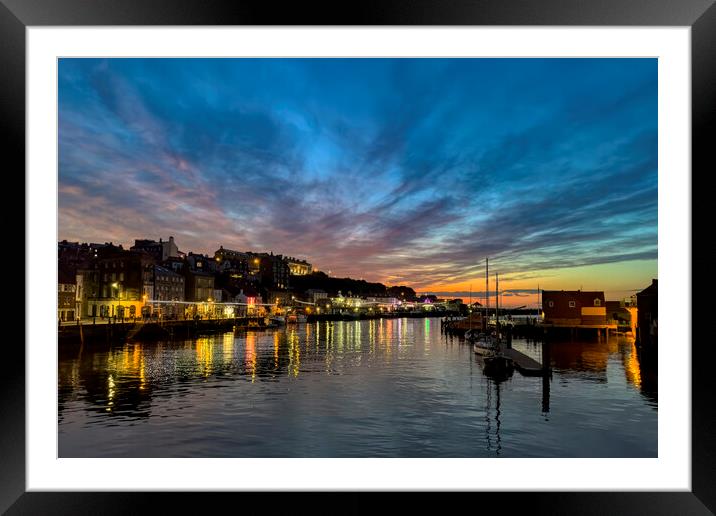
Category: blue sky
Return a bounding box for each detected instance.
[58,58,657,300]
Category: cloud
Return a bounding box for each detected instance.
[58,58,657,290]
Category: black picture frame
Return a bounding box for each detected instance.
[3,0,713,513]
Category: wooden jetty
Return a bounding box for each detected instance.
[502,348,545,376]
[540,323,617,339]
[441,313,484,335]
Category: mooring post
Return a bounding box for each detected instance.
[542,338,551,414]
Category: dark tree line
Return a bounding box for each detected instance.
[290,271,417,300]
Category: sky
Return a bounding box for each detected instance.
[58,58,657,306]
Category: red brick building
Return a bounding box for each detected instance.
[542,290,607,326]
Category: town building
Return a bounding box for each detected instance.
[130,236,180,262]
[213,285,264,317]
[266,289,293,307]
[184,270,215,302]
[331,296,364,309]
[365,296,400,308]
[58,266,77,321]
[162,256,186,274]
[541,290,607,326]
[75,268,98,319]
[235,287,261,305]
[305,289,328,304]
[636,279,658,347]
[152,265,185,302]
[58,240,106,269]
[214,246,250,277]
[146,265,185,318]
[85,250,156,319]
[606,300,638,335]
[186,252,219,274]
[215,246,249,262]
[59,241,126,319]
[284,256,312,276]
[255,253,290,289]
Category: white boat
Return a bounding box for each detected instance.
[473,334,500,356]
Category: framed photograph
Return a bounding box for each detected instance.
[5,0,712,513]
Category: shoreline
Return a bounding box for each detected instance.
[57,311,461,346]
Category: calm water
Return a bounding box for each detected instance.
[58,317,657,457]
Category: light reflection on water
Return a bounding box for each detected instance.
[58,317,657,457]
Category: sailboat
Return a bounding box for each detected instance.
[476,270,514,379]
[473,259,498,353]
[469,258,492,350]
[472,332,500,356]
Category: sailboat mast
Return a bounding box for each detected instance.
[485,258,490,331]
[485,257,489,317]
[495,272,499,327]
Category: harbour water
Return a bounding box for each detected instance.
[58,317,657,457]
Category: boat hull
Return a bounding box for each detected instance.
[482,354,515,380]
[473,344,495,356]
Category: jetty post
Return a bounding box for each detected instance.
[541,337,551,413]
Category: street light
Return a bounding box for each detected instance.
[111,282,121,320]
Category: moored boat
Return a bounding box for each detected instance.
[473,335,500,356]
[482,353,514,379]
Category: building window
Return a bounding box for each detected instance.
[548,301,554,308]
[594,299,601,306]
[569,301,576,308]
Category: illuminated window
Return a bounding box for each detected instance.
[594,299,601,306]
[569,301,576,308]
